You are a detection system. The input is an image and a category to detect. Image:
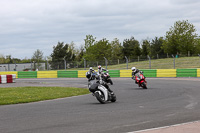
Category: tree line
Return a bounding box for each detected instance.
[1,20,200,66]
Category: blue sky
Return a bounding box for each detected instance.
[0,0,200,59]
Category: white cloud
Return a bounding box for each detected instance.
[0,0,200,59]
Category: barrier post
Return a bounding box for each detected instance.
[104,57,107,70]
[172,54,175,69]
[148,55,151,69]
[63,55,67,70]
[83,58,86,70]
[198,54,200,66]
[125,56,128,69]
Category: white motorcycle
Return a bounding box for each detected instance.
[88,73,116,104]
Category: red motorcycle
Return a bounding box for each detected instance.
[135,72,147,89]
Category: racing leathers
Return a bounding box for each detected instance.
[132,69,141,84]
[86,69,96,81]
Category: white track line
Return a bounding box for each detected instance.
[127,120,200,133]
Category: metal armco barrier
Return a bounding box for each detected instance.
[0,74,16,84]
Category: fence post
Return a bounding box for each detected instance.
[83,58,86,70]
[8,63,10,71]
[31,60,33,70]
[104,57,107,70]
[172,54,175,69]
[14,60,17,71]
[125,56,128,69]
[63,59,66,70]
[198,54,200,66]
[148,55,151,69]
[46,60,49,70]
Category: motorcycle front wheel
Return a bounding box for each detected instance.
[94,92,106,104]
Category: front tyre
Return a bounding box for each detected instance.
[94,92,106,104]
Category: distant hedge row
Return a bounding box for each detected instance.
[0,69,200,78]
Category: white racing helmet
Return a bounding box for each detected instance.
[131,67,136,72]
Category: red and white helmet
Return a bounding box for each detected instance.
[98,65,101,69]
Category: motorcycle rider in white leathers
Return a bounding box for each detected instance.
[97,65,107,75]
[97,65,114,94]
[86,67,97,81]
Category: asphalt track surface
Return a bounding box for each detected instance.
[0,78,200,133]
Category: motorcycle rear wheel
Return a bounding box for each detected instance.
[142,82,147,89]
[110,93,116,102]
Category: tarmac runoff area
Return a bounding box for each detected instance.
[130,121,200,133]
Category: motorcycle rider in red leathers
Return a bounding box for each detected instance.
[131,67,143,85]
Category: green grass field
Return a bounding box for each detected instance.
[0,87,89,105]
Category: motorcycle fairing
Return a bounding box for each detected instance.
[89,83,99,93]
[98,85,108,101]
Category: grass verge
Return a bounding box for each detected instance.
[0,87,90,105]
